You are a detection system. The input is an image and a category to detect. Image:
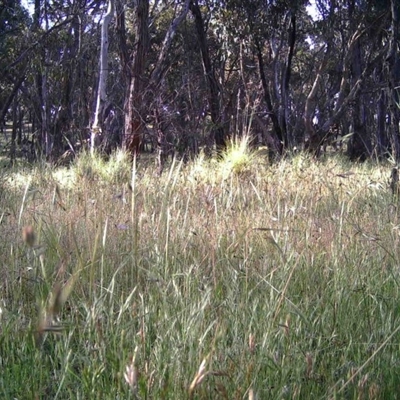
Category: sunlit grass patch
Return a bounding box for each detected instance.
[72,149,131,184]
[186,149,219,185]
[219,134,257,178]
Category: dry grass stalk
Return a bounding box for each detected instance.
[305,352,313,379]
[357,373,369,400]
[279,313,291,336]
[124,346,139,394]
[248,333,256,354]
[35,310,65,347]
[53,183,66,210]
[35,269,77,347]
[188,356,209,398]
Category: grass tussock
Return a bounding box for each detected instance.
[219,134,258,177]
[0,146,400,399]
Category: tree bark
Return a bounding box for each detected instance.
[389,0,400,160]
[91,0,115,153]
[151,0,190,86]
[346,0,370,160]
[319,15,389,142]
[281,12,296,147]
[304,48,328,156]
[0,74,26,127]
[116,0,130,83]
[348,40,369,161]
[150,0,190,172]
[190,0,227,153]
[40,1,50,157]
[256,40,284,154]
[124,0,149,156]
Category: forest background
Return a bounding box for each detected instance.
[1,0,400,167]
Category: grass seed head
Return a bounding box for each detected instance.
[124,346,139,393]
[124,363,138,394]
[249,388,255,400]
[248,333,256,354]
[189,356,209,397]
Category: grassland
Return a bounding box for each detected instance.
[1,143,400,399]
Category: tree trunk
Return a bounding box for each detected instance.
[10,95,18,164]
[374,30,388,158]
[124,0,149,156]
[91,0,115,153]
[0,74,26,127]
[116,0,129,79]
[376,89,387,157]
[40,48,50,156]
[256,40,284,154]
[346,1,370,161]
[389,0,400,160]
[32,0,53,158]
[150,0,190,171]
[190,0,227,153]
[151,0,190,86]
[348,39,369,161]
[319,19,388,142]
[281,12,296,147]
[304,50,327,156]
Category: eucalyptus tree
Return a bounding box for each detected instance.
[218,0,311,153]
[2,0,398,163]
[304,0,393,159]
[0,0,31,162]
[109,0,193,167]
[189,0,228,153]
[0,0,30,132]
[25,0,103,158]
[90,0,115,154]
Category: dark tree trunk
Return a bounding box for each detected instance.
[256,41,284,154]
[33,0,51,157]
[116,0,130,85]
[374,32,389,158]
[281,13,296,147]
[190,0,227,153]
[116,0,131,150]
[348,40,370,161]
[376,89,387,157]
[124,0,149,156]
[10,95,18,164]
[304,50,328,156]
[0,74,25,126]
[149,0,190,170]
[389,0,400,160]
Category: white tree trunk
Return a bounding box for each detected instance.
[91,0,115,153]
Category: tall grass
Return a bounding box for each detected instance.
[0,146,399,399]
